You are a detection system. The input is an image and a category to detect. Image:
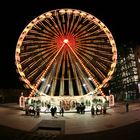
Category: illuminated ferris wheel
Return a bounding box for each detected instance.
[15,8,117,97]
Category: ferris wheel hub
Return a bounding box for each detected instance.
[63,39,69,44]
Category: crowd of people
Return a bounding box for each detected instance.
[24,102,65,118]
[50,106,65,117]
[25,103,41,117]
[76,102,86,114]
[91,104,107,115]
[24,101,108,118]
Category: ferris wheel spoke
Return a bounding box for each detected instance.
[76,45,112,67]
[70,15,82,34]
[56,11,65,35]
[96,61,109,72]
[78,44,112,56]
[66,11,71,33]
[79,48,109,72]
[25,66,42,82]
[20,46,57,71]
[77,32,106,41]
[33,43,65,92]
[21,46,54,57]
[25,34,52,41]
[76,50,106,83]
[39,67,54,94]
[72,56,98,93]
[31,22,58,40]
[79,46,112,65]
[68,13,76,34]
[71,14,88,35]
[33,24,42,30]
[75,61,96,93]
[77,45,112,62]
[28,47,62,93]
[73,19,95,37]
[39,20,60,37]
[62,14,66,34]
[24,55,52,81]
[43,19,60,37]
[67,43,100,88]
[33,24,58,38]
[49,17,64,36]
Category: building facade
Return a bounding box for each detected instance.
[134,45,140,94]
[109,42,139,101]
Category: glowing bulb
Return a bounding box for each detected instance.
[63,39,69,44]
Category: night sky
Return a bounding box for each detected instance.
[0,0,139,89]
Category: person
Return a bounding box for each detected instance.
[25,103,29,116]
[54,106,57,116]
[126,102,129,112]
[76,103,81,113]
[96,106,99,115]
[91,105,95,115]
[60,106,64,117]
[80,103,85,114]
[50,107,55,117]
[102,106,106,114]
[36,106,40,117]
[50,106,57,117]
[29,105,36,116]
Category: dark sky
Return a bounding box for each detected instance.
[0,0,140,89]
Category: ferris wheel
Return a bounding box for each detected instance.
[15,8,117,97]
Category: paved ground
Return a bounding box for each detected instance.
[0,101,140,140]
